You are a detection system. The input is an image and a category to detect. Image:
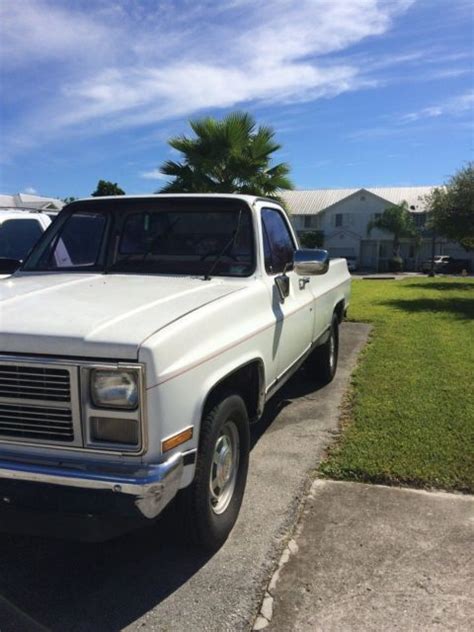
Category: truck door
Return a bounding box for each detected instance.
[260,207,313,382]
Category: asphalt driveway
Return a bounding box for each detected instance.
[0,323,370,632]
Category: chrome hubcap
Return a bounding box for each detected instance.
[209,421,239,514]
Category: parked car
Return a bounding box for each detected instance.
[0,195,351,549]
[442,258,471,274]
[421,255,449,273]
[344,255,358,272]
[421,255,471,274]
[0,209,51,278]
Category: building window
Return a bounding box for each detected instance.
[303,216,312,229]
[335,213,343,227]
[413,213,426,228]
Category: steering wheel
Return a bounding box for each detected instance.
[200,251,238,262]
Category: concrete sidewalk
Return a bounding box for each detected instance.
[259,481,474,631]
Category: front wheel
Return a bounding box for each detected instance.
[178,394,250,551]
[310,313,339,384]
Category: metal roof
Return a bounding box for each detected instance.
[281,186,439,215]
[0,193,64,210]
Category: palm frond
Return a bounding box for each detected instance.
[157,111,293,196]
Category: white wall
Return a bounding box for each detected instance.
[319,191,397,241]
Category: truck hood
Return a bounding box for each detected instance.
[0,273,244,360]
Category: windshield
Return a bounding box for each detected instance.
[0,218,44,260]
[23,199,255,278]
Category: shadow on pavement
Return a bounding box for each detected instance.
[250,362,326,448]
[0,361,325,632]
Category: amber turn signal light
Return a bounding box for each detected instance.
[161,427,193,453]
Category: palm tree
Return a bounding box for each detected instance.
[367,201,418,260]
[158,112,293,198]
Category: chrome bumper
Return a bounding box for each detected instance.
[0,452,184,519]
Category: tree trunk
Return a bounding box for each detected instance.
[393,235,401,258]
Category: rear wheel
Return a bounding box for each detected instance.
[178,394,250,551]
[311,313,339,384]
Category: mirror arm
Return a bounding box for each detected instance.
[282,260,292,275]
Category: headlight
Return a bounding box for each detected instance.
[91,370,139,409]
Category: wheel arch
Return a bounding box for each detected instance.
[334,298,345,323]
[201,359,266,427]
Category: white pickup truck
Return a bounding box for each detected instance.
[0,194,350,549]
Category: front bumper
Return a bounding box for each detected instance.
[0,452,184,520]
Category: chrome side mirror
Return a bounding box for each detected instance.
[293,249,329,276]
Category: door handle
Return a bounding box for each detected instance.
[299,277,310,290]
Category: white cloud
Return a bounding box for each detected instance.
[140,169,168,181]
[348,90,474,139]
[0,0,114,68]
[4,0,415,152]
[23,186,37,194]
[399,91,474,123]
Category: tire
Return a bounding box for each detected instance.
[312,313,339,384]
[178,394,250,551]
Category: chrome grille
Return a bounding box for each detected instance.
[0,365,71,402]
[0,359,81,447]
[0,402,74,442]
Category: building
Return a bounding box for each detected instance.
[0,193,64,213]
[282,186,472,271]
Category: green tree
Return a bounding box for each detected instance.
[158,112,293,198]
[62,196,77,204]
[91,180,125,197]
[425,163,474,251]
[367,201,418,257]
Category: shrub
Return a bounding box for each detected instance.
[388,256,404,272]
[299,230,324,249]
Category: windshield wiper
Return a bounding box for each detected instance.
[203,210,242,281]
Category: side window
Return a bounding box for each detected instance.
[0,219,43,260]
[261,208,295,274]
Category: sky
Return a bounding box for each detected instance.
[0,0,473,199]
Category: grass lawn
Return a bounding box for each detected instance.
[321,276,474,493]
